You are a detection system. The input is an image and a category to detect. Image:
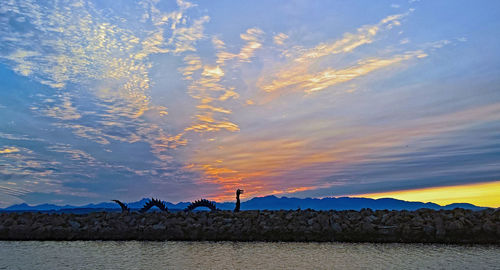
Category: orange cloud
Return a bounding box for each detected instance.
[294,13,407,63]
[256,11,419,99]
[273,33,289,46]
[0,147,20,154]
[238,28,264,62]
[261,51,427,93]
[180,28,264,134]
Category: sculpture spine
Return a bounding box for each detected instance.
[184,199,218,212]
[139,198,168,213]
[112,200,130,213]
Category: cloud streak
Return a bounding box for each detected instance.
[257,12,417,96]
[261,50,427,93]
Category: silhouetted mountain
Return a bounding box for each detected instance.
[237,196,485,211]
[442,203,482,210]
[4,203,63,211]
[1,196,487,212]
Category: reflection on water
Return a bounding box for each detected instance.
[0,241,499,269]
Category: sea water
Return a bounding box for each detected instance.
[0,241,498,269]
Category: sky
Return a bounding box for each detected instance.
[0,0,499,208]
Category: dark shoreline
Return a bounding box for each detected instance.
[1,208,499,243]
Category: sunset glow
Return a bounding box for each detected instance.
[354,181,500,208]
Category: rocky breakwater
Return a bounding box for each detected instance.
[1,208,499,243]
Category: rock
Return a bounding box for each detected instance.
[360,208,373,216]
[364,215,377,223]
[0,209,498,243]
[482,220,495,234]
[68,220,80,229]
[381,214,390,224]
[462,218,474,228]
[401,224,412,236]
[446,220,463,232]
[423,225,435,236]
[123,215,132,223]
[152,223,165,230]
[3,218,14,227]
[434,217,445,238]
[311,222,321,232]
[167,226,184,239]
[331,222,342,233]
[198,214,207,224]
[317,214,329,230]
[307,218,315,226]
[360,221,375,233]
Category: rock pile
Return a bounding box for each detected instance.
[1,208,499,243]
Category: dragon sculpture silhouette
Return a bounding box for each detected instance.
[234,189,244,212]
[184,199,218,212]
[113,189,243,213]
[139,198,168,213]
[112,199,130,213]
[111,198,168,213]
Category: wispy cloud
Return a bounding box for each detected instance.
[0,0,208,161]
[295,12,408,62]
[261,50,427,93]
[0,147,20,154]
[179,27,265,134]
[258,12,415,96]
[273,33,289,46]
[213,28,265,65]
[238,28,264,62]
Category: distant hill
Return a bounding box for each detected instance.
[1,196,488,213]
[237,196,487,211]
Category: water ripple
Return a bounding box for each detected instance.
[0,241,499,270]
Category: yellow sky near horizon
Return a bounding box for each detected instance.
[353,180,500,208]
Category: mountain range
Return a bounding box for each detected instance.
[0,196,487,213]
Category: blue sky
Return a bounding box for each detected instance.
[0,0,499,207]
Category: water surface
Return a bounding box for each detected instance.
[1,241,499,269]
